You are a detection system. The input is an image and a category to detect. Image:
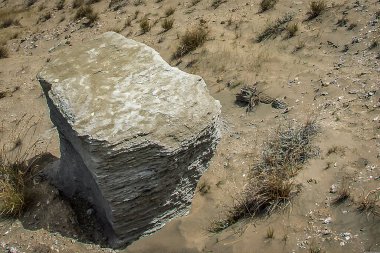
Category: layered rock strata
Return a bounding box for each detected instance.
[37,32,221,248]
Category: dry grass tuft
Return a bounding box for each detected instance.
[209,120,319,232]
[172,25,208,59]
[256,13,293,42]
[56,0,65,10]
[259,0,278,12]
[139,17,151,34]
[72,0,84,8]
[211,0,227,9]
[74,5,98,26]
[0,116,44,217]
[165,7,176,17]
[356,188,380,216]
[0,46,9,59]
[190,0,202,6]
[161,18,174,31]
[307,0,327,20]
[285,23,298,38]
[331,177,351,205]
[266,226,275,238]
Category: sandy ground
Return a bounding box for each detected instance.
[0,0,379,252]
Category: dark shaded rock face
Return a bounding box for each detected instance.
[37,32,221,248]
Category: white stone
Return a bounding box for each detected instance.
[38,32,221,248]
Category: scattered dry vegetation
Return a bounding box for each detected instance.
[307,0,327,20]
[209,120,319,232]
[190,0,202,7]
[285,23,298,38]
[161,18,174,31]
[266,226,275,239]
[256,13,293,42]
[259,0,278,13]
[139,17,151,34]
[74,5,98,26]
[72,0,84,8]
[211,0,227,9]
[331,177,351,205]
[164,7,175,17]
[356,188,380,216]
[56,0,65,10]
[25,0,38,7]
[0,117,44,217]
[0,46,9,59]
[172,25,208,59]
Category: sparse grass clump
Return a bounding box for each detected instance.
[356,188,380,216]
[87,0,101,4]
[161,18,174,31]
[56,0,65,10]
[0,155,28,216]
[172,25,208,59]
[307,0,327,20]
[331,177,350,205]
[139,17,151,34]
[369,40,378,50]
[256,13,293,42]
[266,227,275,238]
[0,117,45,217]
[25,0,38,7]
[74,5,98,25]
[211,0,227,9]
[190,0,202,6]
[133,0,145,6]
[259,0,278,13]
[0,46,9,59]
[0,18,20,29]
[165,7,175,17]
[285,23,298,38]
[209,120,319,232]
[72,0,84,8]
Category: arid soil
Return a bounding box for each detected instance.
[0,0,379,252]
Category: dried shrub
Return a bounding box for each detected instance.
[266,227,275,238]
[133,0,145,6]
[109,0,128,10]
[259,0,278,12]
[256,13,293,42]
[25,0,38,7]
[56,0,65,10]
[285,23,298,38]
[209,120,319,232]
[87,0,101,4]
[74,5,98,25]
[0,116,45,217]
[0,46,8,59]
[211,0,227,9]
[72,0,84,8]
[161,17,174,31]
[331,177,351,205]
[357,188,380,216]
[190,0,202,6]
[307,0,326,20]
[172,25,208,59]
[165,7,175,17]
[139,17,151,34]
[0,18,20,29]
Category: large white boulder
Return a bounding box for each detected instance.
[37,32,221,247]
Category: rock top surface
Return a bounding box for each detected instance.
[38,32,220,149]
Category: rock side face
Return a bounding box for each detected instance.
[37,32,221,248]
